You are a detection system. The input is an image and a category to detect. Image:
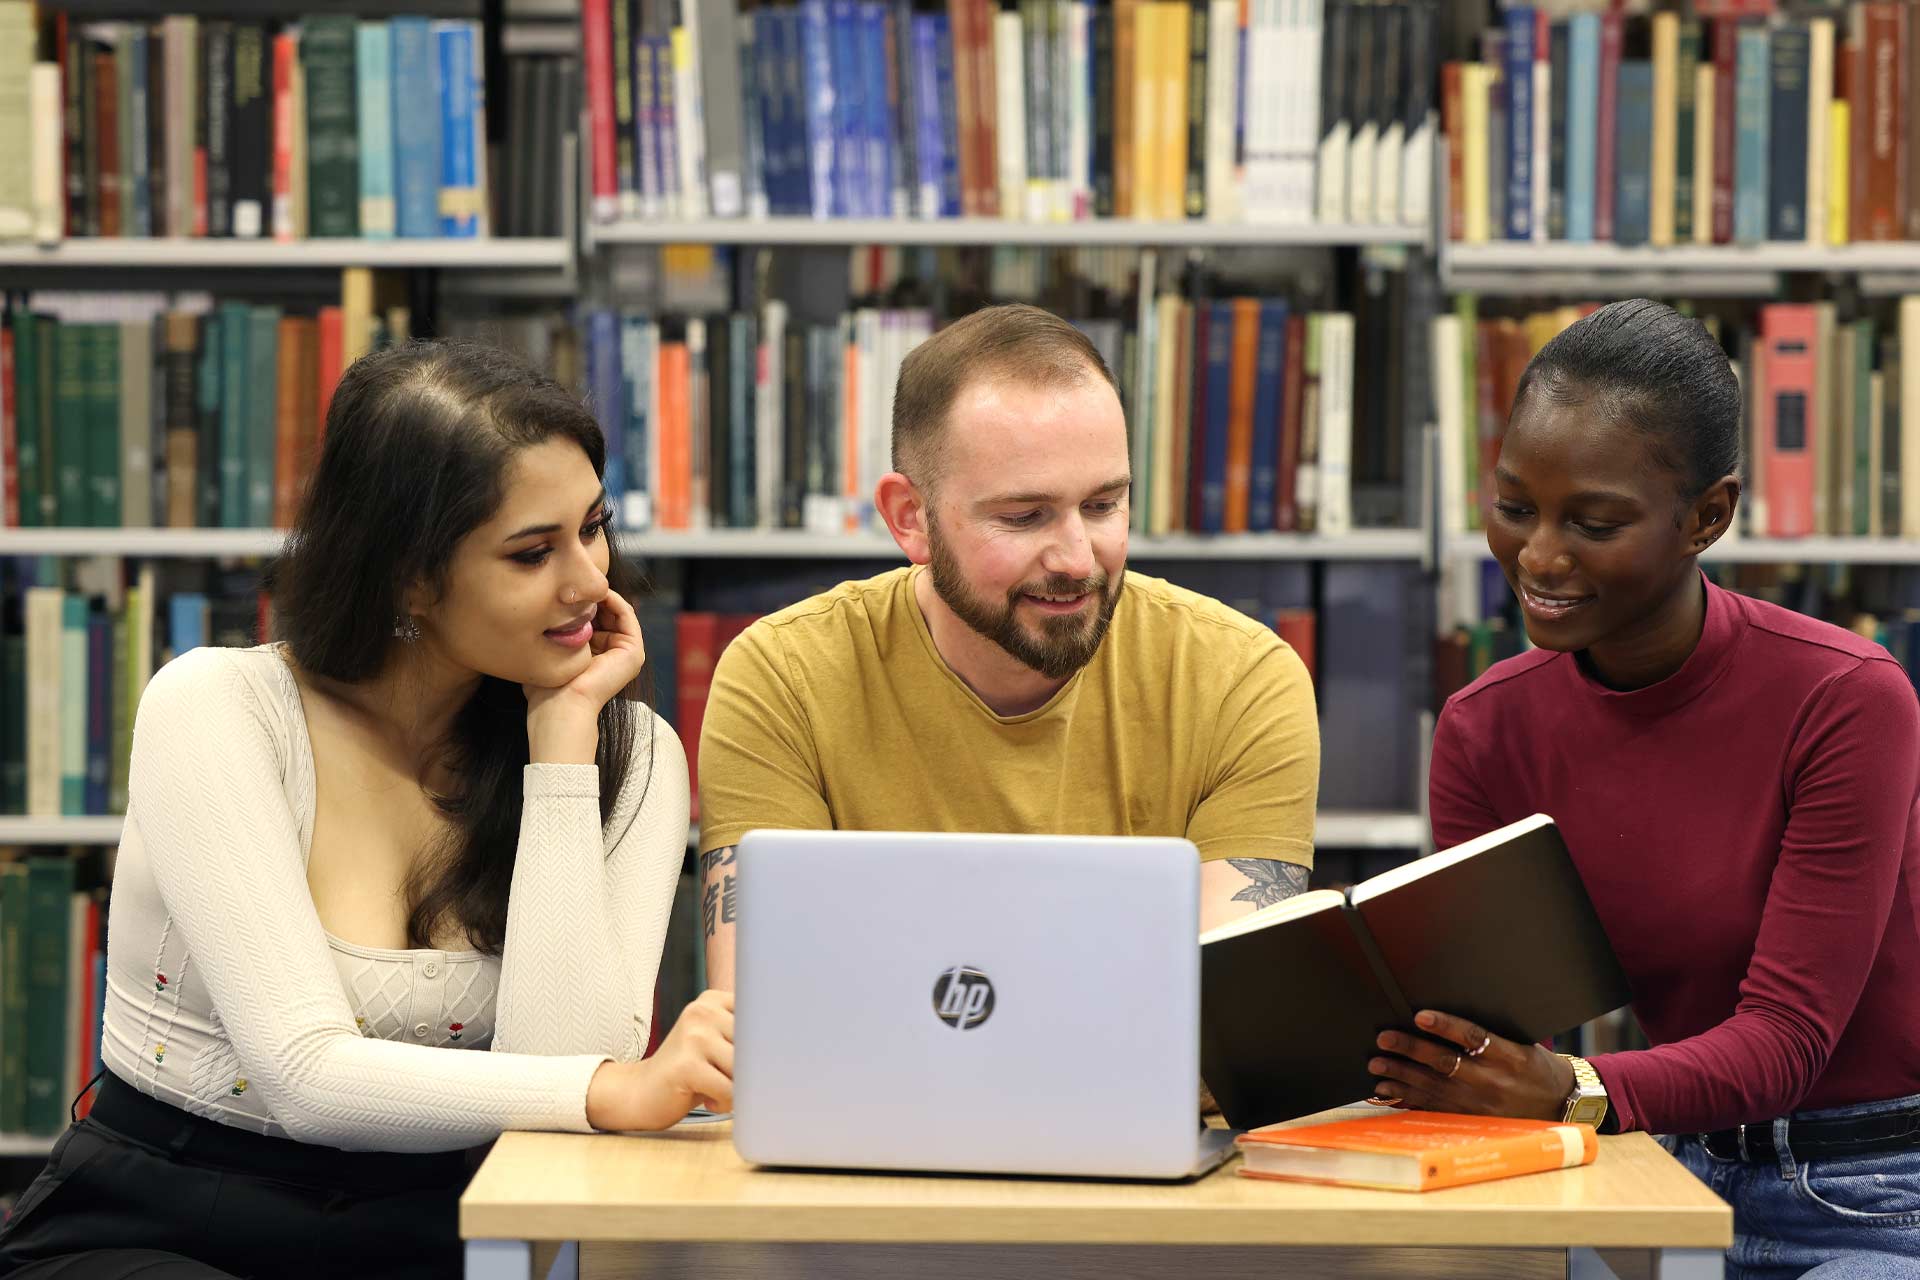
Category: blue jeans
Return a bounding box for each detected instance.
[1662,1092,1920,1279]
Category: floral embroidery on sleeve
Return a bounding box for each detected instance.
[154,972,168,994]
[447,1022,464,1042]
[230,1078,248,1096]
[153,1043,166,1066]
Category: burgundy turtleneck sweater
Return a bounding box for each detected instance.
[1429,576,1920,1135]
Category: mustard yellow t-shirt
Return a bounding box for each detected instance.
[697,566,1318,866]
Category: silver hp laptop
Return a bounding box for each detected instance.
[731,829,1236,1180]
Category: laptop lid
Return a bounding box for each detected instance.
[732,829,1203,1179]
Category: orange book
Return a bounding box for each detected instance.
[1114,0,1138,217]
[658,340,692,531]
[1224,298,1261,532]
[315,305,343,441]
[273,316,319,527]
[1157,2,1190,221]
[1237,1112,1599,1193]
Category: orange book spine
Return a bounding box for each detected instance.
[659,342,691,531]
[1115,0,1138,218]
[1224,298,1260,532]
[970,0,1000,217]
[1418,1129,1597,1191]
[946,0,980,215]
[1158,2,1189,222]
[271,33,296,241]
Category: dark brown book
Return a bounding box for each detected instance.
[968,0,999,217]
[1859,3,1902,241]
[162,312,198,529]
[1713,18,1737,243]
[93,45,121,238]
[1276,312,1305,532]
[62,18,89,237]
[1200,815,1633,1132]
[1184,0,1207,218]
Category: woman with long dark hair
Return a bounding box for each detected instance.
[1373,300,1920,1278]
[0,340,731,1280]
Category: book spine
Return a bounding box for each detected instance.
[246,306,278,527]
[0,868,26,1130]
[933,13,962,216]
[1548,20,1569,241]
[1,320,15,527]
[356,22,395,237]
[861,2,894,220]
[59,597,84,815]
[1865,5,1902,240]
[22,857,74,1134]
[119,319,150,528]
[391,18,440,238]
[700,0,746,217]
[204,21,231,236]
[1504,5,1533,239]
[912,15,944,218]
[1249,300,1287,531]
[1675,21,1701,243]
[84,611,109,815]
[303,15,359,238]
[1733,24,1770,244]
[435,22,478,236]
[1713,18,1737,243]
[217,300,247,528]
[229,24,267,238]
[270,31,295,241]
[1421,1127,1595,1190]
[1594,12,1620,242]
[1650,13,1677,247]
[1768,23,1810,242]
[94,39,119,238]
[127,27,151,236]
[1614,62,1654,246]
[13,315,37,528]
[31,62,62,245]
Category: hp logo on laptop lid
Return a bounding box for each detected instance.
[932,966,995,1029]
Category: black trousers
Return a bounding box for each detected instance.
[0,1071,473,1280]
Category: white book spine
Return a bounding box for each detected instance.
[1806,18,1832,246]
[25,588,60,815]
[1694,64,1715,244]
[29,63,60,245]
[1317,312,1355,536]
[993,12,1028,223]
[1531,54,1548,242]
[1205,0,1240,221]
[673,22,708,221]
[1431,314,1466,536]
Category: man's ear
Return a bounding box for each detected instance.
[1687,474,1741,553]
[875,471,933,565]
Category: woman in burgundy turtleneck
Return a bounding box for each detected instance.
[1374,300,1920,1279]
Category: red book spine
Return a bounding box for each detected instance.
[1865,4,1903,240]
[947,0,980,215]
[1442,62,1465,241]
[1275,313,1305,532]
[582,0,617,221]
[1713,19,1737,243]
[676,612,722,824]
[271,33,295,241]
[1595,13,1622,242]
[1273,609,1316,685]
[315,305,343,443]
[970,0,1000,217]
[1,324,16,527]
[1758,304,1818,538]
[95,50,121,237]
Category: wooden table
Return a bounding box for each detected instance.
[460,1119,1731,1280]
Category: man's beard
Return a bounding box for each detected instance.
[926,522,1123,680]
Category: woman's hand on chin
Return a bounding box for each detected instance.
[524,589,648,764]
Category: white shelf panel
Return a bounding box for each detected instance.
[1445,533,1920,565]
[596,218,1424,248]
[0,238,572,270]
[0,817,125,845]
[1444,242,1920,273]
[1315,811,1429,848]
[0,1134,57,1158]
[0,528,1425,561]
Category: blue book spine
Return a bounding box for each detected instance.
[620,313,651,518]
[829,0,866,217]
[648,36,674,210]
[61,597,85,816]
[129,28,151,236]
[753,10,787,215]
[1613,61,1653,246]
[1248,300,1289,532]
[390,18,440,238]
[861,3,894,219]
[1733,25,1770,244]
[912,16,944,218]
[1566,14,1598,242]
[589,310,625,509]
[1200,301,1234,534]
[1767,23,1809,242]
[798,1,837,219]
[776,11,808,216]
[933,13,963,216]
[84,611,109,817]
[356,22,396,238]
[1504,6,1534,240]
[167,594,207,656]
[435,22,478,236]
[636,24,659,213]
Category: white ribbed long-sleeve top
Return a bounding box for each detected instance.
[101,644,688,1152]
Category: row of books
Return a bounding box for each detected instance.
[583,0,1437,228]
[1433,295,1920,541]
[1446,4,1920,246]
[0,858,105,1137]
[0,276,411,530]
[0,6,541,244]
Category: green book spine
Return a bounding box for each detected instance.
[60,596,86,816]
[217,302,249,529]
[109,611,130,814]
[34,313,57,527]
[0,863,27,1132]
[12,314,40,529]
[88,324,122,527]
[21,856,74,1135]
[54,322,89,527]
[1854,318,1876,539]
[1,632,24,813]
[195,311,223,529]
[1454,292,1480,531]
[246,306,279,528]
[302,14,360,237]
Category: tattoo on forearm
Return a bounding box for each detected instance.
[1226,859,1310,908]
[702,847,737,938]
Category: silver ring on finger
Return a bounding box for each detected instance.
[1443,1054,1462,1080]
[1467,1034,1493,1059]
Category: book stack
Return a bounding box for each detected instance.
[1445,0,1920,246]
[0,858,107,1138]
[583,0,1439,228]
[0,3,544,245]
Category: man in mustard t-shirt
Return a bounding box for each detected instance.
[697,303,1319,988]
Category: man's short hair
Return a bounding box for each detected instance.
[891,303,1120,489]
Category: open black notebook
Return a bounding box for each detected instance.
[1199,814,1633,1132]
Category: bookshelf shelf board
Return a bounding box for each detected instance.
[1445,534,1920,566]
[0,1135,57,1158]
[0,529,1426,561]
[594,218,1425,248]
[0,817,126,846]
[1443,242,1920,273]
[1315,811,1430,848]
[0,239,572,270]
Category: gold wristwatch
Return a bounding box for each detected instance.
[1558,1054,1609,1127]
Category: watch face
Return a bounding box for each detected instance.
[1569,1097,1609,1127]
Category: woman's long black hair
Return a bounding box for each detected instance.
[1513,298,1742,505]
[269,339,650,954]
